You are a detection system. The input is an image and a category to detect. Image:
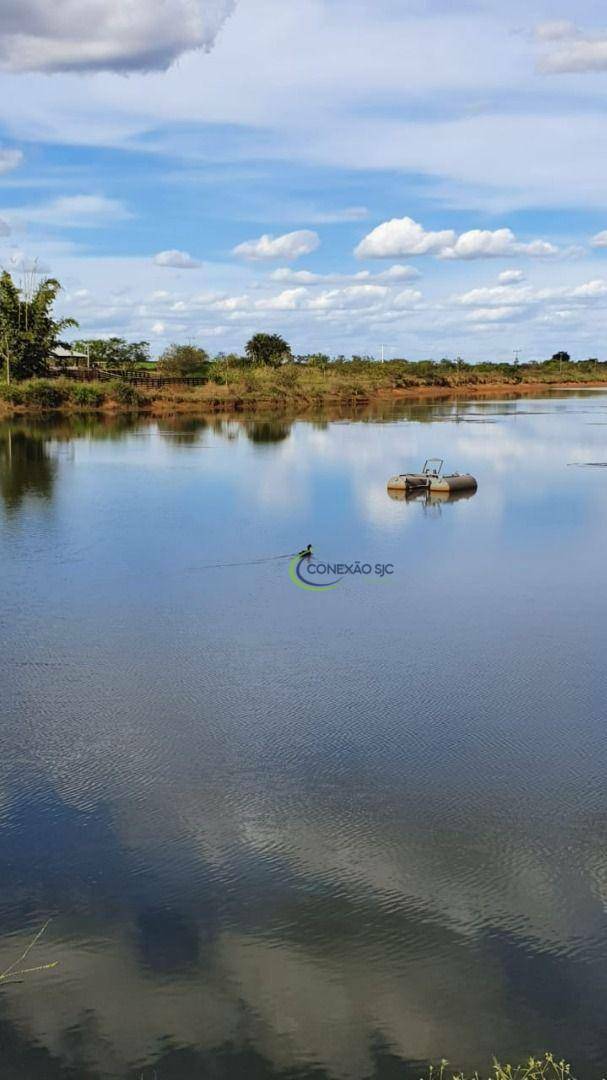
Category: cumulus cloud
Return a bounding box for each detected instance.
[154,249,201,269]
[256,287,308,311]
[356,217,557,260]
[392,287,423,307]
[233,230,320,261]
[3,194,131,229]
[270,268,321,284]
[308,284,389,312]
[439,228,558,260]
[205,279,424,322]
[591,230,607,248]
[465,306,525,323]
[0,0,236,73]
[457,278,607,309]
[377,264,421,281]
[212,294,250,311]
[355,217,455,259]
[536,22,607,74]
[498,269,525,284]
[0,148,23,174]
[270,263,419,286]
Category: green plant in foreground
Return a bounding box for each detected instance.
[426,1053,572,1080]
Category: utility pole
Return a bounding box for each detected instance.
[513,348,521,365]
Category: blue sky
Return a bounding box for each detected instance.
[2,0,607,360]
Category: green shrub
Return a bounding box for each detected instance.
[109,380,141,406]
[69,383,106,407]
[0,382,24,404]
[21,380,66,408]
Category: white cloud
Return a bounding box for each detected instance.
[498,269,525,284]
[270,268,321,284]
[309,284,389,311]
[256,287,309,311]
[151,321,166,334]
[376,264,420,281]
[0,219,10,237]
[269,263,420,286]
[355,217,455,259]
[356,218,557,261]
[569,278,607,299]
[393,287,423,307]
[153,249,201,269]
[2,249,49,273]
[3,194,131,229]
[0,0,236,73]
[591,230,607,248]
[536,21,578,43]
[465,306,525,323]
[233,230,320,262]
[439,228,558,260]
[457,278,607,309]
[0,148,22,175]
[536,22,607,74]
[212,294,250,311]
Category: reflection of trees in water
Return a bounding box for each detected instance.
[245,420,292,445]
[136,908,200,973]
[0,425,56,512]
[0,1006,434,1080]
[156,418,209,446]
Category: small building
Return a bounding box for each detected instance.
[50,345,89,367]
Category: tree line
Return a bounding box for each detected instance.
[0,268,596,382]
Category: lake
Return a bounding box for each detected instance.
[2,392,607,1079]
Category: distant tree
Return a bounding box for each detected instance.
[551,351,570,364]
[306,353,331,369]
[72,338,150,368]
[158,343,209,376]
[245,333,292,367]
[0,271,78,381]
[213,351,242,365]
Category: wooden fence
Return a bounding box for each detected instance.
[49,366,209,388]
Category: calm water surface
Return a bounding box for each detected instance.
[2,394,607,1079]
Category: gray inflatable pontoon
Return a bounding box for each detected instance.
[387,458,477,494]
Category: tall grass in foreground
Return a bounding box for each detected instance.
[428,1054,571,1080]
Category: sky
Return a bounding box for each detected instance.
[2,0,607,360]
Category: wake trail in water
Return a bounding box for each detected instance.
[188,551,300,571]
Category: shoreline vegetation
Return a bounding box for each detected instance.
[1,268,606,415]
[3,362,607,417]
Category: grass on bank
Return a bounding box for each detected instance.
[425,1056,572,1080]
[2,357,607,414]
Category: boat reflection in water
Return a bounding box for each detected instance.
[387,486,477,513]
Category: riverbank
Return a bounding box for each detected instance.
[2,372,607,417]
